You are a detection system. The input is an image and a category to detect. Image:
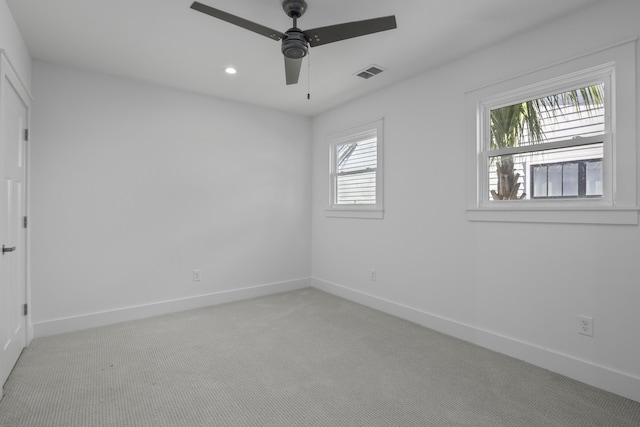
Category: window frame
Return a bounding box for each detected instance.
[465,40,638,225]
[326,118,384,219]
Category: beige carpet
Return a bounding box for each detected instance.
[1,288,639,426]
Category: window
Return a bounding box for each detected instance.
[486,82,606,202]
[327,119,383,219]
[465,40,638,224]
[531,159,602,199]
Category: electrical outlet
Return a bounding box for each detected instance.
[193,269,201,282]
[578,315,593,337]
[370,270,376,282]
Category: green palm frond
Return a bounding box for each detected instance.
[490,84,604,150]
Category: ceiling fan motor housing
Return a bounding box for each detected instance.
[282,28,308,59]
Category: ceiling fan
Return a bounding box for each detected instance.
[190,0,397,85]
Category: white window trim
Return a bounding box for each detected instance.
[465,39,638,225]
[326,118,384,219]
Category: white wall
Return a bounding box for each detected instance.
[0,0,30,90]
[311,0,640,402]
[30,61,312,334]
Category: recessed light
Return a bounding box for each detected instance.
[225,67,237,75]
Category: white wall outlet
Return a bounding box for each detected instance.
[578,315,593,337]
[370,270,376,282]
[193,269,201,282]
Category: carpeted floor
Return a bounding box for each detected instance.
[1,288,639,426]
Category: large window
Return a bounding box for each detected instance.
[465,40,638,224]
[327,119,383,219]
[486,82,606,202]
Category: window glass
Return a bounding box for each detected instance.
[487,83,605,201]
[563,163,579,197]
[335,138,377,205]
[548,164,563,197]
[586,161,602,196]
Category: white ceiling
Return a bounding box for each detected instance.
[7,0,602,116]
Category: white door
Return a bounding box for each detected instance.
[0,59,28,390]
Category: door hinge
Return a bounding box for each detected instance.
[24,129,29,141]
[23,304,28,316]
[23,216,28,229]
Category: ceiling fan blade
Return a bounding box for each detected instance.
[304,16,397,48]
[190,2,285,41]
[284,56,303,85]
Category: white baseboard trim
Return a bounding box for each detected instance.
[311,277,640,403]
[33,278,310,338]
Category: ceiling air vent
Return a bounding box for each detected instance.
[355,65,385,79]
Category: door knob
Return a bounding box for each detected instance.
[2,245,16,254]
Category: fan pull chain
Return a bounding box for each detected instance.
[307,49,311,100]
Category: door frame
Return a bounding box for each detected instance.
[1,50,32,346]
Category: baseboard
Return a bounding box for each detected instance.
[33,278,310,338]
[311,277,640,403]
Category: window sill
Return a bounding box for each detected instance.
[466,206,638,225]
[325,209,384,219]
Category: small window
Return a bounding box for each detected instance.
[327,119,383,219]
